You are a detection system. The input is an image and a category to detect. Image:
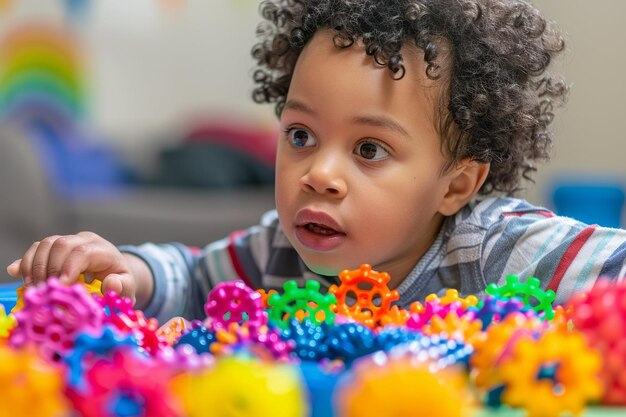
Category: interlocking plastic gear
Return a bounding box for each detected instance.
[0,305,16,338]
[267,280,337,330]
[204,280,267,330]
[567,278,626,405]
[0,343,69,416]
[157,316,192,346]
[174,324,216,354]
[328,264,399,329]
[470,295,531,330]
[326,322,378,366]
[499,329,602,417]
[423,310,483,345]
[425,289,478,309]
[281,317,330,361]
[336,351,470,417]
[470,313,546,394]
[66,349,181,417]
[10,277,104,361]
[63,325,137,389]
[171,355,307,417]
[486,275,556,320]
[11,273,102,313]
[97,290,166,355]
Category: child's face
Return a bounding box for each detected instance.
[275,29,457,285]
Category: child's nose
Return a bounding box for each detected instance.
[299,154,347,198]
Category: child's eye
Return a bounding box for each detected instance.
[285,128,316,148]
[355,140,390,161]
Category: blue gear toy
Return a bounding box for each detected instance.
[63,325,138,390]
[174,325,216,354]
[326,322,378,366]
[281,318,330,361]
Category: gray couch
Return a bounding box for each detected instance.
[0,126,276,278]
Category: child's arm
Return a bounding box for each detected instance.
[6,231,155,307]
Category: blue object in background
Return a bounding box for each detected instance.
[0,281,20,312]
[551,180,625,228]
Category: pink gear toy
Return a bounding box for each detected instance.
[66,348,182,417]
[204,280,267,330]
[10,277,104,361]
[97,290,166,355]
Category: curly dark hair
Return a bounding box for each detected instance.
[251,0,568,195]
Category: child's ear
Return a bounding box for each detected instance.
[438,159,490,216]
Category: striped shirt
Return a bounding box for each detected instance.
[119,197,626,322]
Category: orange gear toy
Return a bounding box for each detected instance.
[470,313,546,391]
[499,329,602,417]
[328,264,399,329]
[424,310,483,345]
[0,344,69,416]
[379,305,410,327]
[336,353,472,417]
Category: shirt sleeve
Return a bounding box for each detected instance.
[481,207,626,304]
[118,210,280,323]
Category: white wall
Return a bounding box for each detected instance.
[525,0,626,205]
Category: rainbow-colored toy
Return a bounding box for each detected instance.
[1,264,624,417]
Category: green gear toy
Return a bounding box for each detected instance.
[267,280,337,330]
[485,275,556,320]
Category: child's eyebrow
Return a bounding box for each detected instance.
[351,114,410,139]
[284,99,410,139]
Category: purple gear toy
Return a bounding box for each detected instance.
[406,299,468,330]
[204,280,267,330]
[10,277,104,361]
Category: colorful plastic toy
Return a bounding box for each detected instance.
[10,277,104,361]
[204,280,267,329]
[66,348,181,417]
[326,322,378,366]
[174,324,216,354]
[567,278,626,405]
[171,355,308,417]
[0,343,69,416]
[485,275,556,320]
[499,329,602,417]
[329,264,399,329]
[97,290,166,355]
[0,304,16,338]
[157,316,192,346]
[63,325,137,388]
[282,317,330,361]
[426,289,479,309]
[336,351,471,417]
[268,280,337,329]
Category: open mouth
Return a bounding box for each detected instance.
[304,222,341,235]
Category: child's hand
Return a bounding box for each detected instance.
[6,231,138,303]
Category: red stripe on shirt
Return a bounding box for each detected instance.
[503,210,555,218]
[227,230,253,288]
[547,225,598,293]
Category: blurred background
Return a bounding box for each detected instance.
[0,0,624,274]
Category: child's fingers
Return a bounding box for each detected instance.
[19,240,43,285]
[101,274,136,306]
[6,259,21,277]
[46,235,84,281]
[29,235,62,285]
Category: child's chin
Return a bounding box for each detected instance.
[305,262,343,277]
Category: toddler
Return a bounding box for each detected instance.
[8,0,626,322]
